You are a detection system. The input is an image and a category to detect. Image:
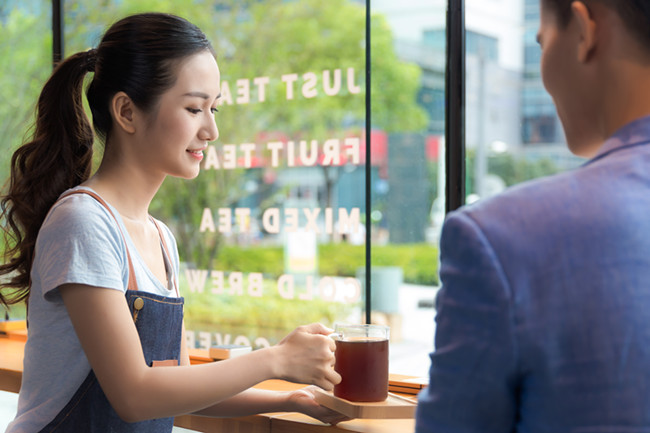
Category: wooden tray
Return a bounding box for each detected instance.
[313,388,417,419]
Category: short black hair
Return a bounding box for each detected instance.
[543,0,650,45]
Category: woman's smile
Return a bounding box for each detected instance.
[187,147,206,161]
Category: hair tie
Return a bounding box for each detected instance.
[84,48,97,72]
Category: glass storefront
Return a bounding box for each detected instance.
[0,0,51,321]
[1,0,582,383]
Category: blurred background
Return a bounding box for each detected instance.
[0,0,584,429]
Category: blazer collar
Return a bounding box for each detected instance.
[588,115,650,165]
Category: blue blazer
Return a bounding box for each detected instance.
[415,116,650,433]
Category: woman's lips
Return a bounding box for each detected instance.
[187,148,204,160]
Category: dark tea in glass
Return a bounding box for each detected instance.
[332,324,390,402]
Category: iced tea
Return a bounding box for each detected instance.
[334,336,389,402]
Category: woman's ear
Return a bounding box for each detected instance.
[110,92,137,134]
[572,1,597,63]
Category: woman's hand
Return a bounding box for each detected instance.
[286,386,350,425]
[271,323,342,390]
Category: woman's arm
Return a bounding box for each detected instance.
[60,283,340,423]
[178,322,347,425]
[192,387,348,425]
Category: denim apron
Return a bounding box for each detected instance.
[38,189,184,433]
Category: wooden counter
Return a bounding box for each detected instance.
[0,323,25,394]
[0,324,420,432]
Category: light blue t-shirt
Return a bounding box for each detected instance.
[7,187,181,433]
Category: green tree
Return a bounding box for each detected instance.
[201,0,428,240]
[488,152,562,186]
[72,0,428,266]
[0,3,50,317]
[0,5,51,182]
[8,0,428,269]
[465,147,563,197]
[0,0,432,332]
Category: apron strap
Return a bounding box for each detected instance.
[58,189,138,292]
[150,218,180,298]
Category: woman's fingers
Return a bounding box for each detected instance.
[275,323,341,387]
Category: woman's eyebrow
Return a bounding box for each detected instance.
[183,91,222,101]
[183,91,210,99]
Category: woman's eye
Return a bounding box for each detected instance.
[187,108,202,114]
[211,107,219,114]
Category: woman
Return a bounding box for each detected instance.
[0,12,343,432]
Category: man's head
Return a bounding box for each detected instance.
[539,0,650,157]
[543,0,650,45]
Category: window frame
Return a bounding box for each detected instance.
[50,0,466,327]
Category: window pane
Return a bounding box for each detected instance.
[467,0,583,207]
[0,0,51,321]
[370,0,444,376]
[65,0,367,352]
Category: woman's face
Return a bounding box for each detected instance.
[138,50,221,179]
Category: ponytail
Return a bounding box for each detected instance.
[0,50,95,307]
[0,13,214,308]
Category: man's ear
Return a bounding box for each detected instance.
[572,1,597,63]
[111,91,137,134]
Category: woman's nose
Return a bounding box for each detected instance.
[201,113,219,142]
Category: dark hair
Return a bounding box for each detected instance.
[543,0,650,45]
[0,13,214,307]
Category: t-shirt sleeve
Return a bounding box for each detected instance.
[33,194,129,302]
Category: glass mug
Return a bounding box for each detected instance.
[331,323,390,402]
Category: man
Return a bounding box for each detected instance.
[415,1,650,431]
